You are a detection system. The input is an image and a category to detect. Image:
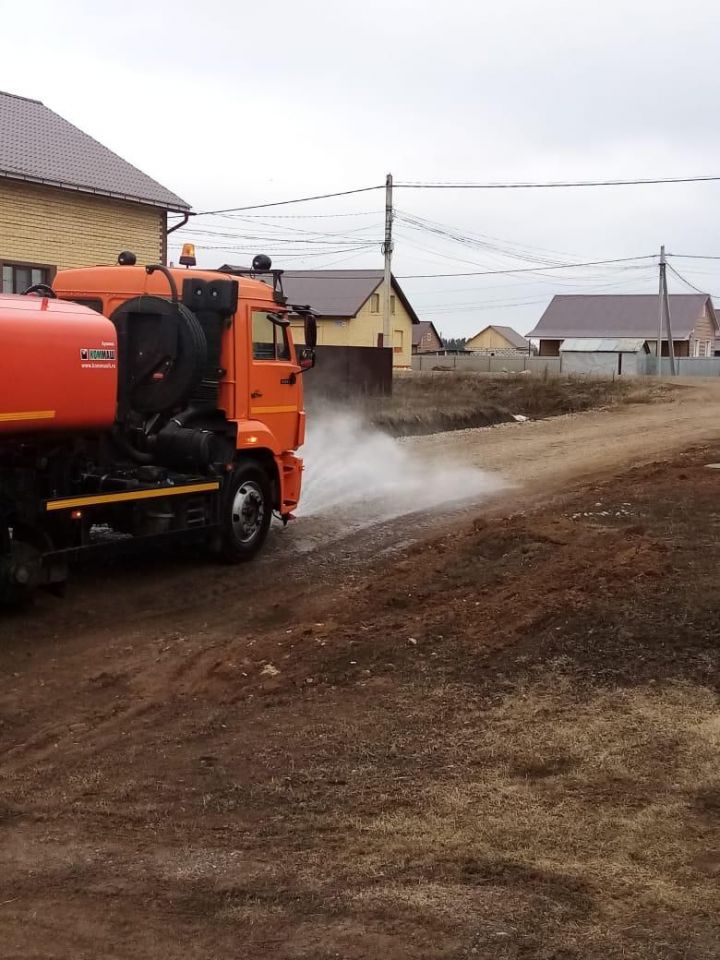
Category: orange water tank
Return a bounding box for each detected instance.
[0,294,118,434]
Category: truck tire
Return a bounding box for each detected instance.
[0,537,42,606]
[218,460,272,562]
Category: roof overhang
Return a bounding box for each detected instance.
[0,168,191,213]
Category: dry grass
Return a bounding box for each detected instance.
[365,372,673,436]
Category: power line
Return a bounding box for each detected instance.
[199,210,380,220]
[395,255,655,279]
[668,253,720,261]
[192,185,383,216]
[396,209,578,264]
[395,175,720,190]
[413,269,658,310]
[227,255,654,281]
[666,262,718,297]
[168,172,720,222]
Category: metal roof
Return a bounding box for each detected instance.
[217,267,420,323]
[0,90,189,211]
[527,294,715,340]
[560,337,648,352]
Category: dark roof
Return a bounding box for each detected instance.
[217,267,420,323]
[528,294,716,340]
[470,324,529,349]
[0,90,189,211]
[412,320,442,346]
[491,325,530,349]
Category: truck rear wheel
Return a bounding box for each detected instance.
[0,536,42,606]
[218,460,273,562]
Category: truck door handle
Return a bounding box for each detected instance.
[251,390,263,398]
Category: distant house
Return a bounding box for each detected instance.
[528,294,718,358]
[218,268,420,368]
[412,320,443,354]
[465,324,530,356]
[0,90,189,291]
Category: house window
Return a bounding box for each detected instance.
[251,310,290,361]
[393,328,404,353]
[370,293,380,313]
[391,295,396,315]
[0,261,54,294]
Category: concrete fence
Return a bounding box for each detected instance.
[636,356,720,377]
[411,352,562,376]
[412,352,720,378]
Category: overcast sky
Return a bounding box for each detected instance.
[2,0,720,338]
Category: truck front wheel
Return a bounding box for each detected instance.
[218,460,273,562]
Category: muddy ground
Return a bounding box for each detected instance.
[2,384,720,958]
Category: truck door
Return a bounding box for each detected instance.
[248,307,301,450]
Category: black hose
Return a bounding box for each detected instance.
[145,264,178,303]
[111,428,154,465]
[23,283,57,298]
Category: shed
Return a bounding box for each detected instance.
[559,338,650,376]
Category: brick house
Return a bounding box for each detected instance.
[412,320,443,354]
[0,90,189,293]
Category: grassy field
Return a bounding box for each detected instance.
[363,372,674,435]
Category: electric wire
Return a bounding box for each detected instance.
[395,255,656,280]
[192,185,383,216]
[666,263,718,298]
[168,172,720,221]
[396,175,720,190]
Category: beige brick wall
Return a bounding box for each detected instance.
[0,178,166,271]
[291,280,415,368]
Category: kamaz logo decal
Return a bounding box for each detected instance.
[80,348,116,361]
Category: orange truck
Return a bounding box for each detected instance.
[0,249,316,602]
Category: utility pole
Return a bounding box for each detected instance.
[382,172,393,349]
[656,245,665,377]
[662,252,676,376]
[656,245,676,377]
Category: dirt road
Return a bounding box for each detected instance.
[3,381,720,959]
[409,377,720,490]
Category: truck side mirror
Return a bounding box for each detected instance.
[304,315,317,350]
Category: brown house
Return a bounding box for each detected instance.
[412,320,443,353]
[528,294,718,358]
[0,90,189,293]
